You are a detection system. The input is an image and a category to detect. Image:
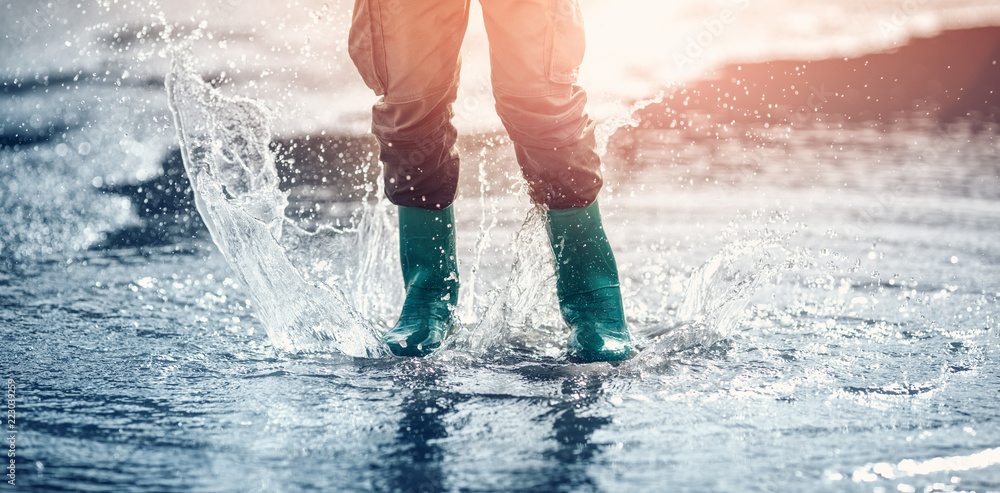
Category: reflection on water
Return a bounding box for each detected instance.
[541,376,613,492]
[381,369,459,493]
[374,363,623,492]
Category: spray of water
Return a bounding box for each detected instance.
[625,211,795,371]
[166,50,386,357]
[441,207,562,360]
[594,90,665,157]
[166,47,790,363]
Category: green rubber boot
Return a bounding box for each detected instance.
[383,205,459,357]
[546,201,633,363]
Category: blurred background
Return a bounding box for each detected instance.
[6,0,1000,131]
[3,0,1000,259]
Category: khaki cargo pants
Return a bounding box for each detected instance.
[348,0,603,210]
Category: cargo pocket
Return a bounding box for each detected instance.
[547,0,586,85]
[348,0,387,95]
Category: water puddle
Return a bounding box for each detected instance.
[7,5,1000,490]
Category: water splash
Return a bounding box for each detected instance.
[594,90,665,156]
[165,51,386,357]
[165,49,785,363]
[442,207,561,360]
[626,211,794,371]
[439,205,793,368]
[457,151,504,324]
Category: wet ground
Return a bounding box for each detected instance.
[3,0,1000,491]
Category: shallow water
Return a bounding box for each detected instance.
[4,1,1000,492]
[6,109,1000,491]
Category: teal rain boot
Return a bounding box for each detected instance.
[383,206,459,357]
[546,201,633,363]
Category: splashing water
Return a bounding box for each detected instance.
[8,2,1000,491]
[443,207,562,360]
[165,50,786,362]
[594,90,665,156]
[625,211,795,371]
[166,51,386,357]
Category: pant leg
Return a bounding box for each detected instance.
[348,0,471,210]
[479,0,602,209]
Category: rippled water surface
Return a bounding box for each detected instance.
[6,113,999,491]
[4,0,1000,492]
